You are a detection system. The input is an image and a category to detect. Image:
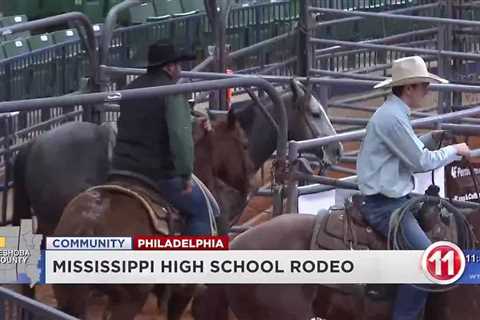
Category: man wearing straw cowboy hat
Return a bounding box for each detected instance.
[357,56,471,319]
[112,40,215,236]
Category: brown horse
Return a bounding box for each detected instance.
[50,114,254,320]
[192,202,477,320]
[193,115,254,223]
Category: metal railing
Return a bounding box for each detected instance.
[0,286,79,320]
[0,0,447,103]
[286,87,480,212]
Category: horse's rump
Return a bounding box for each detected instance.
[87,175,184,235]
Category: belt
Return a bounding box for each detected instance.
[365,193,410,201]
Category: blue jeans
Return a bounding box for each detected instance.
[361,194,431,320]
[157,177,212,235]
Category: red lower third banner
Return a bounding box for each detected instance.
[133,235,229,250]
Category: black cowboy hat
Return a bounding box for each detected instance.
[145,40,196,68]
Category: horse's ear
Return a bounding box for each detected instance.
[290,78,305,103]
[227,107,237,130]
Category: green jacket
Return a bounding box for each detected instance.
[165,93,194,178]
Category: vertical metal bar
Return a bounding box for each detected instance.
[298,0,312,77]
[451,0,463,107]
[437,0,452,114]
[217,3,227,110]
[2,115,11,226]
[286,142,299,214]
[100,0,142,91]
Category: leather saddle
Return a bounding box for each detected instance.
[87,170,185,235]
[311,193,386,251]
[311,192,458,302]
[311,194,394,301]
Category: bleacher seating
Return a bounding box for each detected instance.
[27,33,54,51]
[50,29,80,44]
[2,38,29,58]
[129,2,157,24]
[0,15,30,41]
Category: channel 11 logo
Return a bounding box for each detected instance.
[421,241,466,285]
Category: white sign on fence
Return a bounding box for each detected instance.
[298,167,445,215]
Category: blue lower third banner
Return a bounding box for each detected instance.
[39,245,480,285]
[457,250,480,284]
[3,232,480,285]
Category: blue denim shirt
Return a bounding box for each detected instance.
[357,95,460,198]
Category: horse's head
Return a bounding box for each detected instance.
[287,79,343,165]
[192,110,212,144]
[193,111,255,223]
[209,110,255,197]
[194,110,255,195]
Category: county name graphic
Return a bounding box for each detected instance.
[0,219,42,287]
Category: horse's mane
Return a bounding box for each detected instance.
[230,86,293,110]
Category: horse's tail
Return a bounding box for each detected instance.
[192,284,230,320]
[12,142,32,226]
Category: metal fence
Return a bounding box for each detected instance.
[1,1,480,315]
[1,0,480,148]
[1,0,460,144]
[0,286,79,320]
[1,1,480,191]
[0,0,445,101]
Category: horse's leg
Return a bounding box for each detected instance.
[36,219,57,238]
[153,284,169,314]
[192,285,230,320]
[225,215,319,320]
[165,284,198,320]
[12,142,33,227]
[52,284,90,317]
[106,284,152,320]
[11,145,36,302]
[227,284,316,320]
[21,285,35,299]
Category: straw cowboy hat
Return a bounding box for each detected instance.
[374,56,448,89]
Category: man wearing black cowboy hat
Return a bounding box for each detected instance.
[112,40,213,235]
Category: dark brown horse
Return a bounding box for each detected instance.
[192,205,479,320]
[50,114,254,319]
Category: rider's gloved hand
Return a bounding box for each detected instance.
[453,143,471,157]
